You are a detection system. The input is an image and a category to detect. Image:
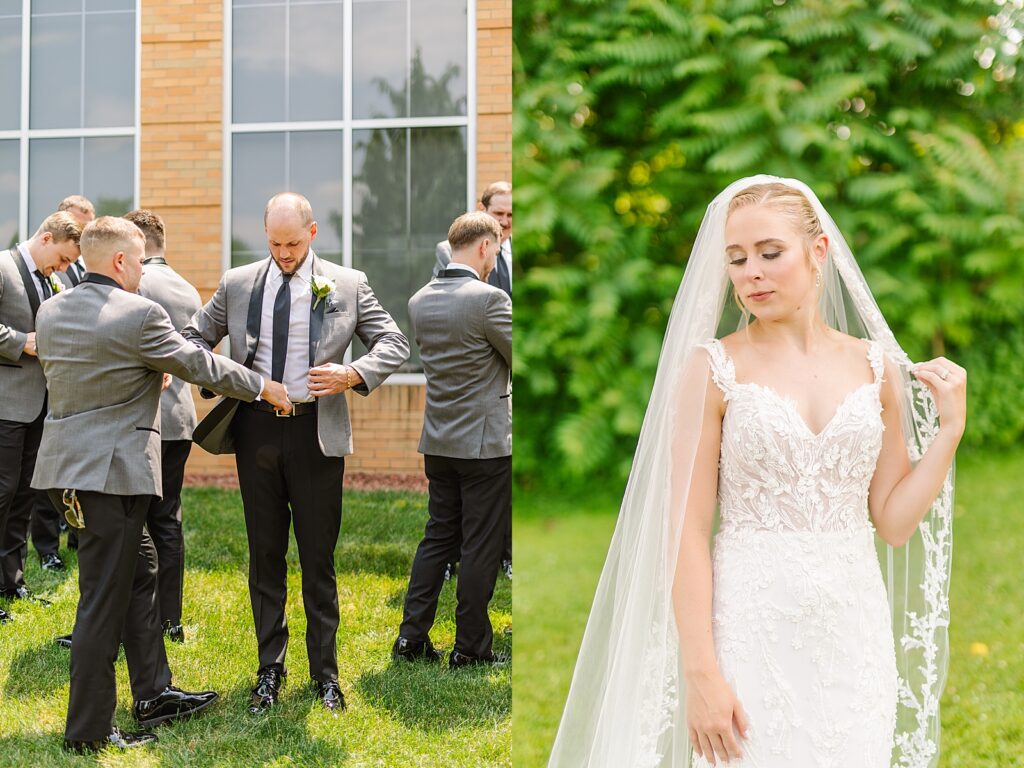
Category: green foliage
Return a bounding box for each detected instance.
[514,0,1024,482]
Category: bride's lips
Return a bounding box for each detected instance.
[748,290,774,301]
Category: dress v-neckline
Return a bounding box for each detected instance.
[711,338,882,439]
[736,379,877,439]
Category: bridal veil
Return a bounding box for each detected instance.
[547,175,954,768]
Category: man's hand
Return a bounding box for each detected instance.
[308,363,363,397]
[261,380,292,415]
[161,373,173,391]
[22,332,37,357]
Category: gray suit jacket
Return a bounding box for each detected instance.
[183,253,410,457]
[434,240,512,296]
[0,247,47,423]
[409,270,511,459]
[31,276,263,497]
[138,258,203,441]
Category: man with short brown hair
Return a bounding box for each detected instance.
[434,181,512,296]
[395,211,511,667]
[0,212,83,618]
[433,183,513,578]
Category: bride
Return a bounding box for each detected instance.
[548,176,965,768]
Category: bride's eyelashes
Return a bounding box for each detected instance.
[727,251,783,266]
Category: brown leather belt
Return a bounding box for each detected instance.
[247,399,317,417]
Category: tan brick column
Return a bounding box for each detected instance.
[140,0,235,479]
[476,0,512,190]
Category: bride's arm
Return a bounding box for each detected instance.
[670,351,748,763]
[869,356,967,547]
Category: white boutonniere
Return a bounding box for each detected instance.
[49,275,64,294]
[310,274,336,310]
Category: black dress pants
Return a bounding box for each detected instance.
[0,408,44,593]
[232,404,345,682]
[400,454,511,658]
[30,489,61,559]
[145,439,191,625]
[52,490,170,741]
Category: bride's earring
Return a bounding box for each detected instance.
[815,269,822,288]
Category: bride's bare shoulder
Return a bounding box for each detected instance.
[716,330,747,356]
[827,330,872,359]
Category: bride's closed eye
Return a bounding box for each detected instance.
[728,251,781,266]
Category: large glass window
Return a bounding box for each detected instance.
[0,0,137,239]
[228,0,473,374]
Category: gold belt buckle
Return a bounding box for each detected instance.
[62,489,85,529]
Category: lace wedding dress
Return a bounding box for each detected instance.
[693,338,898,768]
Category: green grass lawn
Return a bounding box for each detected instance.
[0,488,511,767]
[513,448,1024,767]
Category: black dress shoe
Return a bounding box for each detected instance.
[248,665,286,714]
[312,679,347,713]
[134,685,219,727]
[392,636,443,663]
[4,585,48,604]
[40,553,66,571]
[54,633,73,648]
[162,621,185,643]
[0,606,9,624]
[449,650,508,669]
[63,726,158,753]
[0,586,50,606]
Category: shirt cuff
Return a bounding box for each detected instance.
[254,375,265,401]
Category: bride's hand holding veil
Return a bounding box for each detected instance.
[912,356,967,437]
[866,354,967,547]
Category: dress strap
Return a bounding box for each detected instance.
[867,340,885,385]
[698,338,737,398]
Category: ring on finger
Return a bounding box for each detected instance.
[939,368,950,381]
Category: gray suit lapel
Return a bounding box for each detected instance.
[309,254,325,368]
[243,258,272,368]
[10,246,40,318]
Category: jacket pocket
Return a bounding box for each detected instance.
[0,362,22,369]
[135,426,160,435]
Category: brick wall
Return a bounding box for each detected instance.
[476,0,512,190]
[140,0,510,483]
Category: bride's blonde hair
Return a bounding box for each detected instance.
[726,182,826,311]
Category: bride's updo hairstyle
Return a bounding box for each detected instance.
[727,182,825,258]
[725,182,826,311]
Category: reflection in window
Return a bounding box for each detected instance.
[28,137,134,229]
[0,140,17,249]
[352,127,468,371]
[231,131,344,266]
[0,3,19,131]
[353,0,467,119]
[232,0,345,124]
[30,1,136,130]
[229,0,470,375]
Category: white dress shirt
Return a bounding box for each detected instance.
[17,243,47,303]
[252,255,314,402]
